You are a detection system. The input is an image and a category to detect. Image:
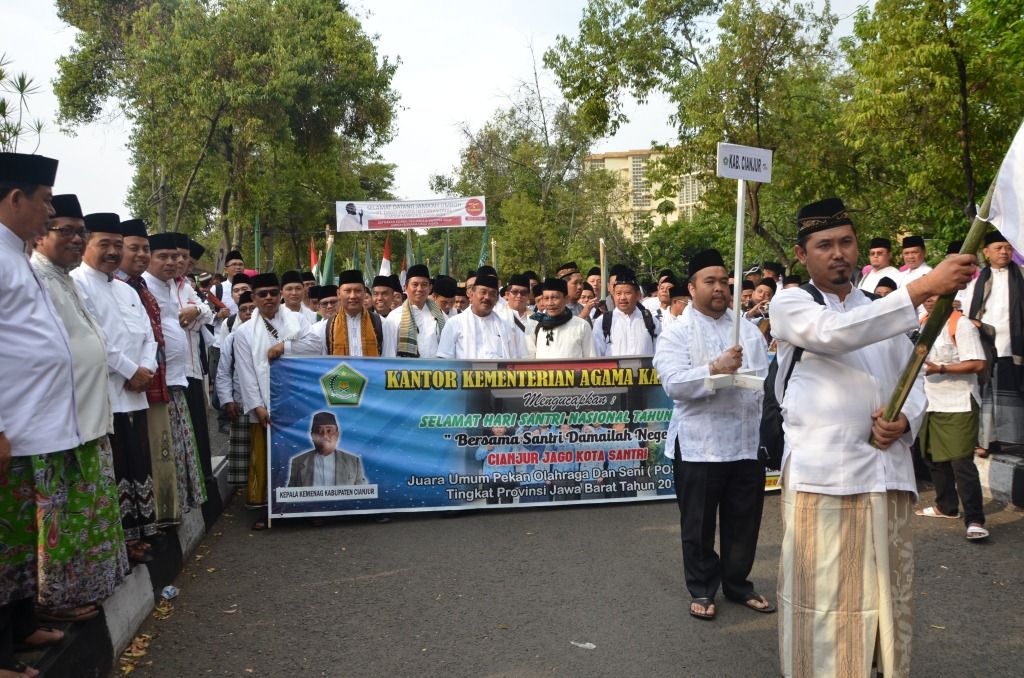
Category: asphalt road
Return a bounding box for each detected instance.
[128,488,1024,677]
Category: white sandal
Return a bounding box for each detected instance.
[966,524,989,540]
[915,506,959,519]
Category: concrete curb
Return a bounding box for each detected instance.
[22,454,234,677]
[976,451,1024,506]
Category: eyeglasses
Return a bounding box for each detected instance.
[253,289,281,298]
[507,288,528,296]
[49,225,89,239]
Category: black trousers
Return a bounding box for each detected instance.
[924,452,986,526]
[186,377,214,481]
[672,446,765,601]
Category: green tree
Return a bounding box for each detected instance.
[547,0,847,266]
[841,0,1024,248]
[54,0,398,271]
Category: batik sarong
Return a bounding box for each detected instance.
[0,439,129,610]
[246,424,267,508]
[168,386,208,513]
[146,402,180,526]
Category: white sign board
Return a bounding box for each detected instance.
[716,143,773,183]
[336,196,486,232]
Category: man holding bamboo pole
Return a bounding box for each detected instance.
[772,197,976,678]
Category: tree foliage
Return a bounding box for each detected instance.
[0,54,45,152]
[54,0,398,272]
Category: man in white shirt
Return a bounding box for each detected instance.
[324,269,382,357]
[652,248,771,622]
[382,264,447,358]
[216,291,256,489]
[964,230,1024,453]
[72,212,158,561]
[232,273,321,519]
[431,275,458,317]
[915,294,989,540]
[898,235,932,287]
[772,197,975,678]
[525,278,594,359]
[437,274,525,360]
[642,273,673,322]
[592,270,660,357]
[501,273,532,332]
[0,156,100,672]
[371,275,396,319]
[143,233,208,516]
[216,250,245,314]
[858,236,902,292]
[281,270,317,323]
[556,262,585,317]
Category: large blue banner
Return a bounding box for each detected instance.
[268,356,779,520]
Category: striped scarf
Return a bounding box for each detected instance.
[119,272,170,404]
[397,298,446,357]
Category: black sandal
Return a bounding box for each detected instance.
[689,597,716,621]
[733,592,776,614]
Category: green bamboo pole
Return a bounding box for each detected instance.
[871,182,995,446]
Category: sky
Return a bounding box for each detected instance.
[0,0,868,215]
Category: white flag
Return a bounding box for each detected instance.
[985,120,1024,252]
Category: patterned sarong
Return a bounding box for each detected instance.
[111,411,157,542]
[0,439,129,609]
[168,387,208,514]
[146,402,180,526]
[778,464,914,678]
[227,413,252,485]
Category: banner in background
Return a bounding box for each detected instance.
[268,356,779,520]
[335,196,487,232]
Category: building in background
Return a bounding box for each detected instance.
[584,149,704,242]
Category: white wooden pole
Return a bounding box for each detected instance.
[732,179,746,347]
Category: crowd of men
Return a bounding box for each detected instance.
[1,150,1019,678]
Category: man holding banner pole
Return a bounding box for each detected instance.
[653,248,771,622]
[772,198,976,678]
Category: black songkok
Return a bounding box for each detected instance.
[225,250,243,264]
[556,262,579,278]
[984,230,1008,246]
[301,271,315,283]
[250,273,280,289]
[338,269,363,286]
[868,237,892,251]
[231,274,252,287]
[0,152,58,185]
[406,264,430,281]
[188,238,205,260]
[311,411,338,429]
[742,279,756,291]
[52,195,84,220]
[84,212,121,234]
[319,285,338,299]
[796,197,854,241]
[875,277,898,291]
[474,274,499,291]
[148,232,177,251]
[372,275,393,289]
[120,219,147,238]
[507,273,531,289]
[946,240,964,255]
[237,291,253,305]
[542,277,568,296]
[433,276,458,297]
[783,274,803,286]
[763,261,784,276]
[688,248,727,278]
[477,264,497,278]
[902,235,925,249]
[281,270,304,286]
[586,266,601,277]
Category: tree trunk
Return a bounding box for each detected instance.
[953,49,976,220]
[173,102,226,233]
[156,167,168,233]
[217,186,232,253]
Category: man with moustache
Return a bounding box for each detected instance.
[143,233,208,517]
[653,249,771,622]
[325,269,382,357]
[71,213,158,562]
[287,412,368,488]
[232,273,321,520]
[382,264,447,358]
[31,193,130,618]
[772,198,975,677]
[437,274,526,359]
[501,273,533,332]
[215,291,256,489]
[592,269,660,357]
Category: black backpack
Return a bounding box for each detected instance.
[758,284,880,470]
[601,304,657,341]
